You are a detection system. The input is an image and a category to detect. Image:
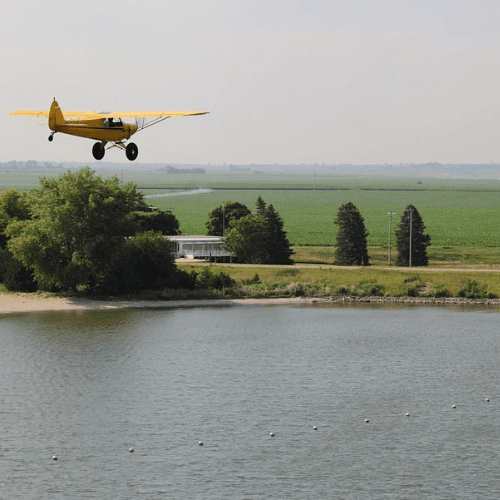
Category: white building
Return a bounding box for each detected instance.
[167,235,233,260]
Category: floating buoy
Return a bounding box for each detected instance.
[485,398,490,402]
[198,441,203,446]
[128,447,134,453]
[269,432,275,437]
[52,456,58,461]
[406,413,410,417]
[313,426,318,430]
[452,405,457,409]
[364,419,369,423]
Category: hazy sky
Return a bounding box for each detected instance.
[1,0,499,164]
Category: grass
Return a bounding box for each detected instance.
[177,263,500,299]
[292,246,500,268]
[3,266,497,301]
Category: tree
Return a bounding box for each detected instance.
[256,196,267,216]
[128,210,180,235]
[223,197,294,264]
[334,202,369,265]
[205,201,251,236]
[261,204,294,264]
[395,205,431,266]
[0,189,37,291]
[223,214,270,263]
[6,168,144,291]
[0,247,37,292]
[105,230,178,293]
[0,189,30,248]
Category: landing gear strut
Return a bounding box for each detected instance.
[126,142,138,161]
[92,142,105,160]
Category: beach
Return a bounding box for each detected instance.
[2,292,500,315]
[0,293,316,315]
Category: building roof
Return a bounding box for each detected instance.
[166,235,224,242]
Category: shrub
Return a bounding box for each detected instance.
[335,286,351,296]
[169,269,197,290]
[357,280,385,297]
[196,267,236,290]
[241,273,261,285]
[457,279,488,299]
[405,286,421,297]
[211,271,236,290]
[431,287,451,298]
[0,248,38,292]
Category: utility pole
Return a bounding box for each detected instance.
[409,207,414,267]
[387,211,395,265]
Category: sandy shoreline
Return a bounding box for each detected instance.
[0,293,316,315]
[1,293,500,315]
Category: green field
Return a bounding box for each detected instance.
[146,186,500,248]
[2,170,500,249]
[293,246,500,268]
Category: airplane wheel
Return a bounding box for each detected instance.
[48,135,54,142]
[126,142,138,161]
[92,142,105,160]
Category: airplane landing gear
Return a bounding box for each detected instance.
[92,142,105,160]
[126,142,138,161]
[48,133,55,142]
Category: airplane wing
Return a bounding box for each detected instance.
[10,109,208,118]
[9,110,102,119]
[101,111,209,118]
[9,110,50,117]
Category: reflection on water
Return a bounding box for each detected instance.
[1,304,500,499]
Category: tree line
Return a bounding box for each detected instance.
[0,169,294,293]
[0,169,430,294]
[207,200,430,267]
[0,169,185,293]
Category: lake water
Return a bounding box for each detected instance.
[1,303,500,499]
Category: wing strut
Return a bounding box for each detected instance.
[137,116,171,132]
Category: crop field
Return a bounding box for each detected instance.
[3,169,500,191]
[2,170,500,248]
[146,187,500,248]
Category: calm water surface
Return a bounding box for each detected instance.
[1,303,500,499]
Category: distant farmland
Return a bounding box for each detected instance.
[2,171,500,248]
[146,186,500,248]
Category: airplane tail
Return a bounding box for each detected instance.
[48,99,65,130]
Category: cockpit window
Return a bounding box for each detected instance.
[104,118,123,127]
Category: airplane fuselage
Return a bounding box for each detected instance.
[50,118,138,142]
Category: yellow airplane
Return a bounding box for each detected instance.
[10,98,208,161]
